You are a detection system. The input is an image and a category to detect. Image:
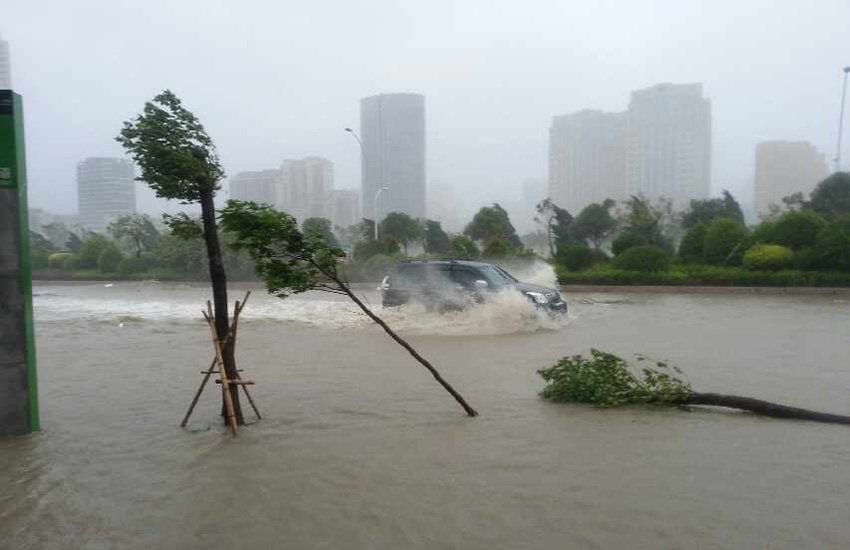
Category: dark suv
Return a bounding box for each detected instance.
[380,259,567,314]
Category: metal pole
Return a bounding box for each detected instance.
[837,66,850,172]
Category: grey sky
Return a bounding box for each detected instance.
[5,0,850,224]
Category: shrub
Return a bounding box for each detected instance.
[357,253,400,281]
[78,234,111,269]
[703,218,747,266]
[811,217,850,271]
[31,251,50,270]
[613,245,670,272]
[771,210,826,250]
[97,244,124,273]
[678,223,707,263]
[482,236,511,258]
[48,252,73,270]
[742,244,793,271]
[353,238,400,262]
[556,244,595,272]
[611,231,646,256]
[748,221,776,245]
[589,248,609,266]
[63,254,81,270]
[118,253,159,275]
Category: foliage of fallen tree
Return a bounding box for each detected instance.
[539,350,850,425]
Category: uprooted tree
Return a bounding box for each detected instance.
[219,200,478,417]
[117,90,245,424]
[539,349,850,425]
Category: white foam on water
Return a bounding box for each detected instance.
[34,281,572,336]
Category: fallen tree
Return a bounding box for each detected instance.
[538,349,850,425]
[219,200,478,417]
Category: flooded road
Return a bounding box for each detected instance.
[2,282,850,549]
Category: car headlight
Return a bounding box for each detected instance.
[526,291,548,304]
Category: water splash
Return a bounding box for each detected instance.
[34,282,571,336]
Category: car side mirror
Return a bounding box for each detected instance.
[475,280,489,289]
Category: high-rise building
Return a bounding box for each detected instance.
[754,141,828,215]
[77,158,135,233]
[0,33,11,89]
[626,83,712,206]
[281,157,334,222]
[548,110,627,213]
[330,189,360,229]
[229,169,282,207]
[360,93,426,221]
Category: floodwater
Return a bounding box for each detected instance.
[2,278,850,549]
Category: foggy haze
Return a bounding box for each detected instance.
[4,0,849,228]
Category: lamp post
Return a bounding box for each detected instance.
[374,186,389,240]
[345,127,388,240]
[837,66,850,172]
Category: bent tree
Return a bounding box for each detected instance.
[219,200,478,417]
[117,90,245,424]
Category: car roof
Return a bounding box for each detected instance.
[396,259,492,268]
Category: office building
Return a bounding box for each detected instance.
[549,110,627,213]
[229,169,282,206]
[0,33,11,89]
[754,141,828,215]
[548,83,711,213]
[360,93,426,221]
[626,83,712,206]
[330,189,360,229]
[77,157,135,233]
[281,157,334,222]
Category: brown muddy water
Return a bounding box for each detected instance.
[2,280,850,549]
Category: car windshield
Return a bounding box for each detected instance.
[476,265,515,288]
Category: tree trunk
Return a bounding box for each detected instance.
[199,189,244,425]
[678,393,850,425]
[334,278,478,417]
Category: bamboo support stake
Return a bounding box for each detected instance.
[179,291,260,429]
[180,357,217,427]
[230,292,262,420]
[205,301,238,436]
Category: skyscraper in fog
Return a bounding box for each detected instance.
[229,169,282,206]
[626,83,711,206]
[360,93,426,221]
[281,157,335,222]
[548,83,711,214]
[77,157,135,233]
[754,141,828,215]
[0,33,12,89]
[331,189,360,229]
[549,110,627,213]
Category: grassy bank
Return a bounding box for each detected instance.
[555,265,850,288]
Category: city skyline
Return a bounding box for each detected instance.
[550,83,711,215]
[5,2,846,223]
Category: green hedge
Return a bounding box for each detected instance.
[742,244,793,271]
[613,245,670,272]
[555,264,850,287]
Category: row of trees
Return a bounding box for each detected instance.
[553,172,850,274]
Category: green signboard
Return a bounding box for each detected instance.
[0,89,39,433]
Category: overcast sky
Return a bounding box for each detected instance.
[5,0,850,223]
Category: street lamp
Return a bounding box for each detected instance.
[837,66,850,172]
[345,127,388,240]
[374,186,389,240]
